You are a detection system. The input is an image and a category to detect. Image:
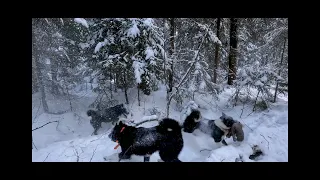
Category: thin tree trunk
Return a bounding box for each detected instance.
[168,18,175,92]
[227,18,238,85]
[123,70,129,104]
[213,18,221,83]
[32,56,39,94]
[33,30,49,113]
[138,85,140,106]
[51,58,59,95]
[273,37,287,103]
[114,72,118,92]
[110,66,113,99]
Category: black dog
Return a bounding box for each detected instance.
[108,118,183,162]
[183,109,201,133]
[87,104,129,135]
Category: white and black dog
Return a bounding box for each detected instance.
[108,118,184,162]
[183,111,236,146]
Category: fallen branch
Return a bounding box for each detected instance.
[32,121,59,131]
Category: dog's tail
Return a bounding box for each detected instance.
[87,109,97,117]
[158,118,182,134]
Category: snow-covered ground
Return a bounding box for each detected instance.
[32,84,288,162]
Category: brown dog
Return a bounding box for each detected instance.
[226,121,244,142]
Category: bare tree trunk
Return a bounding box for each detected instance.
[227,18,238,85]
[110,66,113,99]
[114,72,118,92]
[33,31,49,113]
[273,37,287,103]
[32,56,39,94]
[213,18,221,83]
[168,18,175,92]
[51,58,59,95]
[123,70,129,104]
[138,85,140,106]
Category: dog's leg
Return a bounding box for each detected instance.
[143,154,151,162]
[118,150,132,160]
[222,139,228,146]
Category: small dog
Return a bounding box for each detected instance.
[87,104,129,135]
[182,109,201,133]
[108,118,183,162]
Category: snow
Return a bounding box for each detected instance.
[127,21,140,38]
[32,84,288,162]
[94,39,108,53]
[45,58,51,65]
[79,43,90,49]
[145,47,155,60]
[142,115,158,121]
[132,60,145,84]
[143,18,154,28]
[74,18,89,28]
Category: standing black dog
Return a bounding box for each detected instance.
[182,109,201,133]
[108,118,183,162]
[87,104,129,135]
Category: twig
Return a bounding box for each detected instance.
[74,112,85,125]
[32,100,42,124]
[240,101,245,118]
[32,121,59,131]
[73,148,80,162]
[43,153,51,162]
[200,149,212,153]
[221,158,225,162]
[90,145,99,162]
[32,137,38,150]
[260,134,270,150]
[90,130,110,142]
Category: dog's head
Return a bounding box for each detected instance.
[189,109,201,122]
[108,120,127,142]
[220,112,236,127]
[114,104,129,116]
[87,109,96,117]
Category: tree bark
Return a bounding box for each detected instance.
[123,69,129,104]
[273,37,287,103]
[227,18,238,85]
[213,18,221,83]
[33,30,49,113]
[168,18,175,92]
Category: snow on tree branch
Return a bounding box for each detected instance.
[74,18,89,28]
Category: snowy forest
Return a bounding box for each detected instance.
[32,18,288,162]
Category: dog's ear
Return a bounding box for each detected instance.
[220,112,226,119]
